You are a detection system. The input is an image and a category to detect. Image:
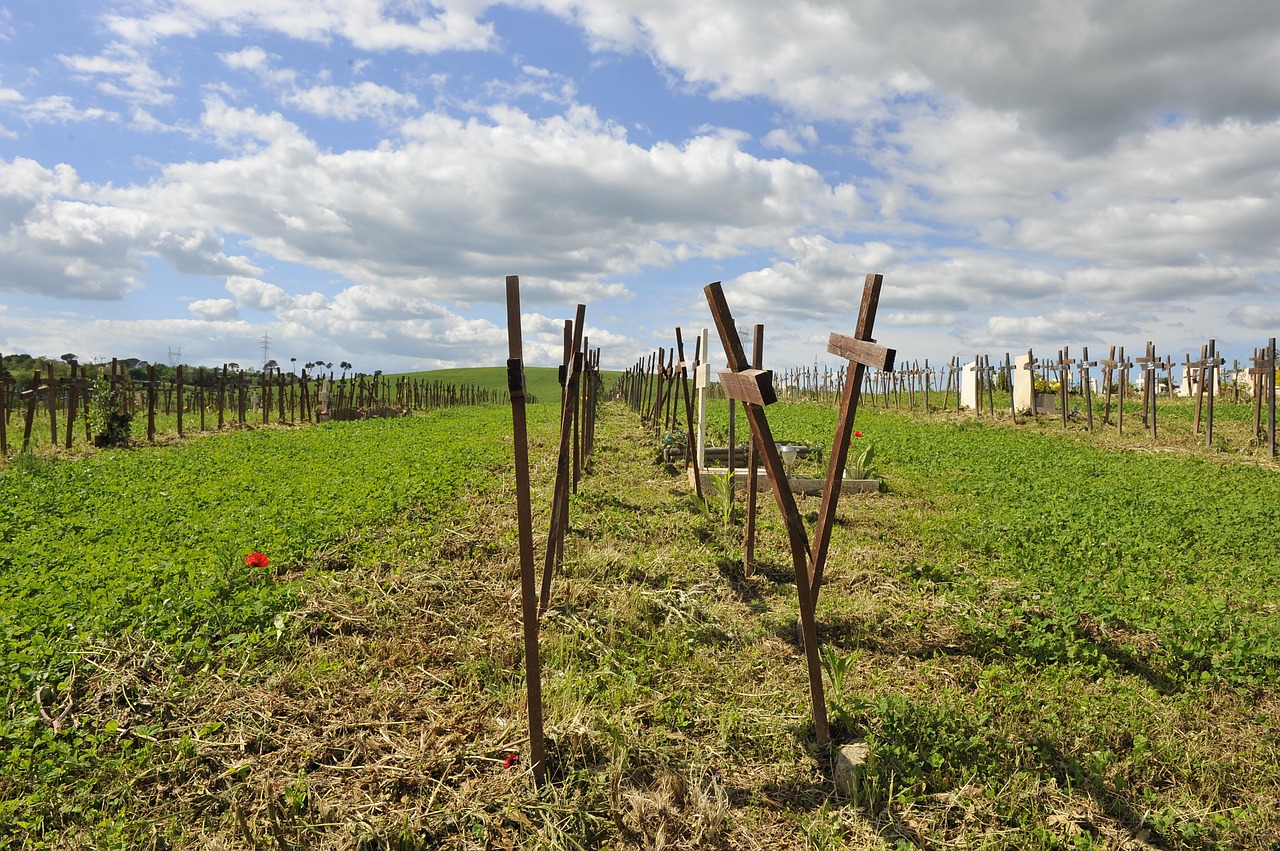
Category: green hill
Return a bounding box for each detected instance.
[391,365,619,405]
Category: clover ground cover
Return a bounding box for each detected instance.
[0,406,532,839]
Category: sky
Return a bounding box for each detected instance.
[2,1,1279,375]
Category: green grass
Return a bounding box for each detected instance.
[2,398,1278,848]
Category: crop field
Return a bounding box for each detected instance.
[2,395,1278,849]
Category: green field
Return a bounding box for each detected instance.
[2,397,1278,848]
[391,365,621,406]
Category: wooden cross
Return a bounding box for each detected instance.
[1098,346,1118,426]
[1057,348,1076,428]
[1134,342,1158,438]
[1189,346,1209,434]
[811,274,895,602]
[1077,347,1097,431]
[1116,347,1132,435]
[1179,352,1198,399]
[1202,339,1226,447]
[705,280,829,744]
[62,363,94,450]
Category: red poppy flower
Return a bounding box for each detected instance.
[853,431,864,438]
[503,753,521,769]
[245,552,269,568]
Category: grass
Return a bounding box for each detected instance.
[2,395,1279,848]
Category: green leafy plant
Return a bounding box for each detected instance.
[845,440,878,481]
[820,646,869,736]
[688,471,735,525]
[87,376,133,448]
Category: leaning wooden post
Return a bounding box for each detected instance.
[1117,347,1131,436]
[704,281,829,746]
[540,305,587,615]
[676,328,703,503]
[1204,340,1223,447]
[1269,337,1277,458]
[176,365,184,437]
[1192,347,1208,434]
[504,275,547,785]
[146,364,157,442]
[808,274,895,601]
[743,324,764,577]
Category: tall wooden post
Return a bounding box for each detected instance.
[744,324,763,577]
[504,275,546,785]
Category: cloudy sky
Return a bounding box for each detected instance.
[2,1,1278,373]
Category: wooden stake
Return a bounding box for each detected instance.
[504,275,547,785]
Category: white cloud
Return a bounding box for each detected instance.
[534,0,1280,152]
[22,96,116,125]
[58,43,175,105]
[189,297,240,320]
[761,125,817,154]
[0,157,260,300]
[1227,305,1280,331]
[282,81,419,121]
[226,276,294,310]
[105,1,497,53]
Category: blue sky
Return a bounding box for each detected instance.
[2,1,1279,373]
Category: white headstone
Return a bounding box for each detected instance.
[1012,354,1035,412]
[1180,368,1196,398]
[960,361,979,410]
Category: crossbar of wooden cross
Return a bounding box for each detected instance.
[704,280,831,745]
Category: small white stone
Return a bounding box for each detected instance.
[833,741,870,798]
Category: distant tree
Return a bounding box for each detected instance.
[339,361,352,372]
[227,362,240,372]
[60,353,78,365]
[264,359,279,372]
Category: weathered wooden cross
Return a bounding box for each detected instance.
[1077,347,1098,431]
[1098,346,1119,426]
[1135,342,1158,438]
[1056,348,1076,428]
[704,274,895,746]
